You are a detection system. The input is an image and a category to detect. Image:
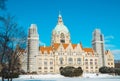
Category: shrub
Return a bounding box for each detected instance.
[60,66,83,77]
[74,67,83,76]
[31,71,37,74]
[0,72,2,77]
[20,69,26,74]
[4,73,19,78]
[99,66,109,73]
[99,66,120,75]
[99,66,115,73]
[115,68,120,75]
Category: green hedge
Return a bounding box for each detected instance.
[99,66,120,75]
[5,73,19,78]
[60,66,83,77]
[99,66,115,73]
[115,68,120,75]
[0,72,19,78]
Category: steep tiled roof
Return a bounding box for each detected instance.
[18,48,27,53]
[83,48,94,54]
[62,43,69,49]
[39,43,85,54]
[53,43,77,50]
[72,44,77,49]
[40,46,53,54]
[52,43,60,50]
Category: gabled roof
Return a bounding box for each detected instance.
[52,43,60,50]
[39,46,53,54]
[62,43,69,49]
[72,44,77,49]
[39,43,88,54]
[17,48,27,54]
[53,43,79,50]
[83,48,94,54]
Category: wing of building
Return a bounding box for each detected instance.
[20,13,114,74]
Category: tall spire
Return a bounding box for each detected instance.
[58,12,63,25]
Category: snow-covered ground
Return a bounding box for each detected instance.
[19,74,65,79]
[0,73,120,81]
[18,73,120,79]
[83,73,117,78]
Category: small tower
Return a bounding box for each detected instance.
[51,13,71,45]
[92,29,105,67]
[27,24,39,73]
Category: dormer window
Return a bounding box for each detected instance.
[60,33,65,43]
[60,33,65,38]
[60,40,65,43]
[59,57,63,65]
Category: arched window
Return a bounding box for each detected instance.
[85,59,88,61]
[59,57,63,65]
[60,33,65,38]
[77,58,81,64]
[39,59,42,65]
[60,33,65,43]
[50,59,53,65]
[44,61,47,66]
[90,59,93,61]
[95,59,97,61]
[68,58,73,64]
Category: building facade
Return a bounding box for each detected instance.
[21,14,114,74]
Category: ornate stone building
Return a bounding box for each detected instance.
[21,14,114,74]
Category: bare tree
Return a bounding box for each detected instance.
[0,1,27,81]
[0,0,7,10]
[0,0,7,21]
[0,15,26,81]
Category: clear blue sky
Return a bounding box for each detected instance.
[6,0,120,60]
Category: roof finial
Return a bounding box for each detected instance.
[59,11,61,17]
[58,11,63,25]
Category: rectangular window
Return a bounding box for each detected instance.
[59,57,63,65]
[85,62,88,65]
[77,58,81,64]
[95,59,97,61]
[86,67,88,69]
[50,61,53,65]
[68,58,73,64]
[96,70,98,72]
[60,40,65,43]
[44,61,47,65]
[44,71,47,73]
[44,67,47,69]
[85,59,88,61]
[50,67,53,69]
[39,67,42,69]
[90,62,93,65]
[90,59,93,61]
[95,67,98,69]
[95,62,97,65]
